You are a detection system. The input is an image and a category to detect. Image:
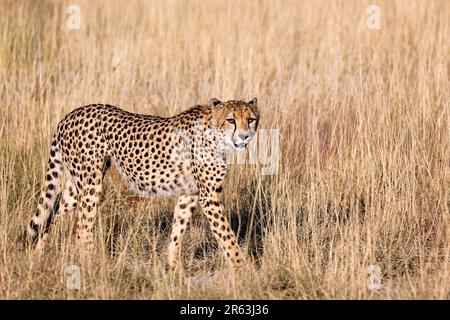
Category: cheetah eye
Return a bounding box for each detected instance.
[226,119,235,124]
[248,118,256,124]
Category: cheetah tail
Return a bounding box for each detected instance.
[25,133,64,247]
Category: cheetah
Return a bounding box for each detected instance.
[26,98,259,270]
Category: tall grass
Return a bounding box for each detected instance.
[0,0,448,299]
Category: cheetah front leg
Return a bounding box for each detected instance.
[198,191,245,268]
[168,195,197,271]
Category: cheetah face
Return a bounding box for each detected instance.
[211,98,259,150]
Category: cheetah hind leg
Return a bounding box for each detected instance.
[74,165,104,253]
[59,174,79,216]
[73,157,110,255]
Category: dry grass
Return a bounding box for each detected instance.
[0,0,449,299]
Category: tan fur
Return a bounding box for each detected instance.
[26,98,259,271]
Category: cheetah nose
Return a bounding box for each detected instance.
[238,133,249,141]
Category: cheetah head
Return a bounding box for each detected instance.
[211,98,259,150]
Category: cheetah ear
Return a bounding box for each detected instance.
[210,98,222,107]
[248,97,257,107]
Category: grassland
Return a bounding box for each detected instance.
[0,0,449,299]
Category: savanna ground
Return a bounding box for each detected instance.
[0,0,449,299]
